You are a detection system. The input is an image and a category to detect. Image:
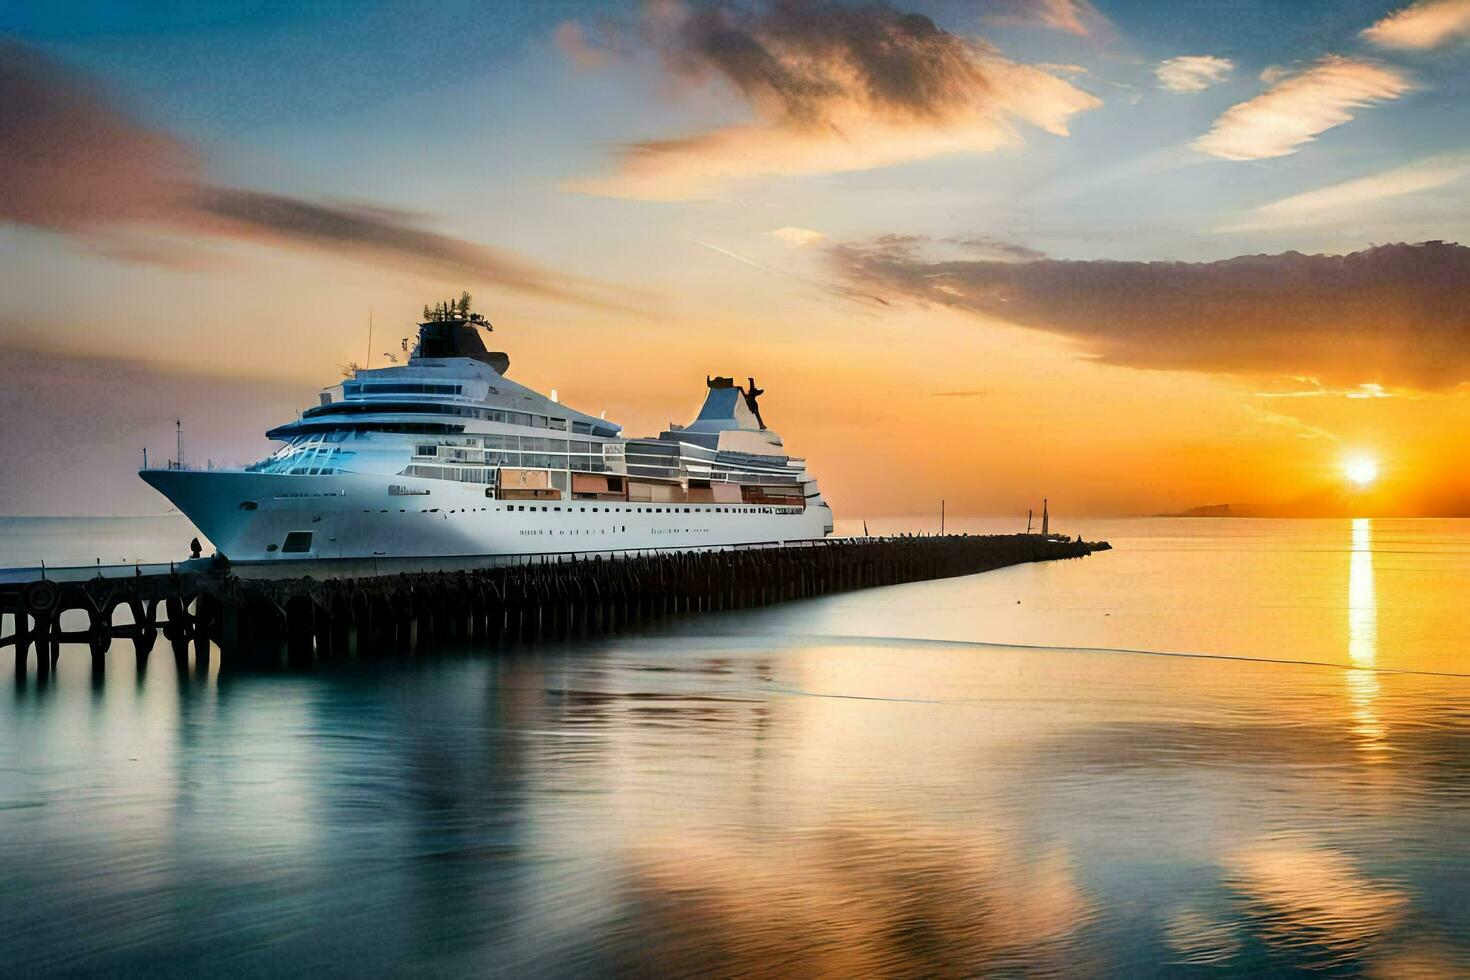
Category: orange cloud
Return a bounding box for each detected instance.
[0,40,630,312]
[829,237,1470,389]
[566,0,1101,199]
[981,0,1107,36]
[1192,56,1412,161]
[1363,0,1470,49]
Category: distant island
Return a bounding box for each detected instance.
[1156,503,1235,518]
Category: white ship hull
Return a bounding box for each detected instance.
[142,469,831,564]
[140,302,834,565]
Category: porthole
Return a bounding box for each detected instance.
[239,501,259,511]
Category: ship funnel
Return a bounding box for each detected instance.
[412,318,509,374]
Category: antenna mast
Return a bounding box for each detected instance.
[365,307,374,369]
[175,419,183,470]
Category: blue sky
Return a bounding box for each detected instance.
[7,0,1466,258]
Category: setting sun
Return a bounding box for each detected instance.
[1344,455,1380,489]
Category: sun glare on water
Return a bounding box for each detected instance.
[1344,455,1379,488]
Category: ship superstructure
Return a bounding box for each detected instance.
[141,300,832,563]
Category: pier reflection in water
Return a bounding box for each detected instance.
[1,518,1468,975]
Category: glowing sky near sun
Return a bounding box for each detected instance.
[3,1,1470,517]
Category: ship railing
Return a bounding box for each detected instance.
[155,459,253,472]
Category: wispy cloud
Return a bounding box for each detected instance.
[1220,153,1470,231]
[1363,0,1470,49]
[1191,56,1412,161]
[1034,63,1135,95]
[1242,404,1340,441]
[1155,56,1234,93]
[564,0,1101,200]
[1253,379,1402,399]
[944,235,1048,261]
[0,39,632,311]
[690,237,886,307]
[1035,62,1088,76]
[980,0,1109,37]
[828,237,1470,389]
[553,21,611,70]
[187,188,633,309]
[769,226,827,247]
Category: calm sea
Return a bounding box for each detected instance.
[2,516,1467,976]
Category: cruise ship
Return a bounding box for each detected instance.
[141,298,833,564]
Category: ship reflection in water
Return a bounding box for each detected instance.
[2,518,1468,975]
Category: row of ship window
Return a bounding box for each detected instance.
[496,505,798,514]
[406,459,608,482]
[357,505,800,515]
[312,398,619,438]
[409,460,798,487]
[417,436,605,455]
[342,382,462,397]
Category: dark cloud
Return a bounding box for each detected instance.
[185,187,634,310]
[0,40,628,311]
[0,39,198,229]
[660,0,992,126]
[567,0,1099,198]
[943,234,1048,261]
[829,237,1470,389]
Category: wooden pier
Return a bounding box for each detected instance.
[1,535,1108,677]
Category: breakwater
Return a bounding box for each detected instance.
[2,535,1107,676]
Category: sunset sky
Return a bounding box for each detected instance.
[4,0,1470,517]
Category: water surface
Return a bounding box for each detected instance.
[2,518,1468,975]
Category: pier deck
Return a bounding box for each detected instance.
[1,535,1108,675]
